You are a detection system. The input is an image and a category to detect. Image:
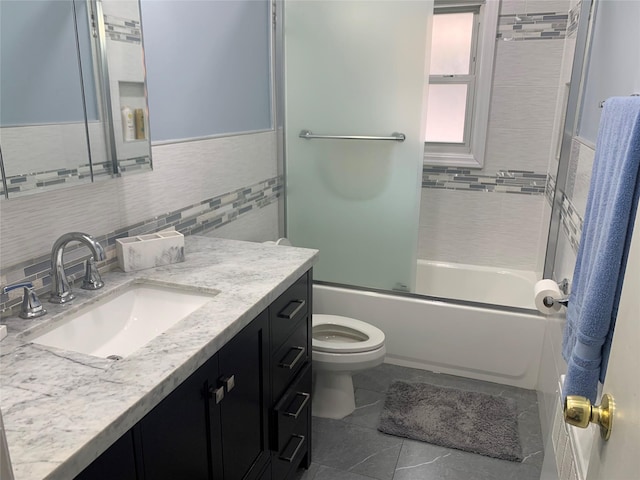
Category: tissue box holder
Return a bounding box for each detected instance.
[116,231,185,272]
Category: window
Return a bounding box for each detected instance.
[424,0,498,168]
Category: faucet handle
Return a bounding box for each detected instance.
[2,282,47,319]
[81,257,104,290]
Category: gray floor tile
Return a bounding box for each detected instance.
[352,363,438,393]
[394,439,542,480]
[341,388,386,430]
[292,462,320,480]
[312,417,403,480]
[316,364,544,480]
[313,465,379,480]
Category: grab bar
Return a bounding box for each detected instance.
[299,130,405,142]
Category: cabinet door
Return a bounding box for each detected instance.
[74,430,138,480]
[138,356,214,480]
[212,310,270,480]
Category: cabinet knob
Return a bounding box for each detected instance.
[221,375,235,393]
[208,385,225,404]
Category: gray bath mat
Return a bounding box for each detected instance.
[378,381,523,462]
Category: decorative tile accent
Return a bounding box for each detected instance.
[104,15,142,44]
[2,164,95,196]
[567,2,581,37]
[422,166,547,194]
[117,155,152,172]
[0,176,282,315]
[498,11,569,41]
[560,192,583,254]
[546,173,557,205]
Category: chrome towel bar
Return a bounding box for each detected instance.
[298,130,405,142]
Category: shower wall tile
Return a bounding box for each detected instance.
[489,85,563,130]
[565,139,595,218]
[493,40,564,87]
[418,188,547,270]
[500,0,527,16]
[526,0,571,15]
[484,125,555,173]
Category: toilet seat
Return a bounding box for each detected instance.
[312,314,385,354]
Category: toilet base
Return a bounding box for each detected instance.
[312,371,356,419]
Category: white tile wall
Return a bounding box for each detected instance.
[204,202,280,243]
[418,188,547,269]
[489,85,564,130]
[567,140,595,217]
[1,123,91,175]
[0,131,277,269]
[525,0,570,14]
[484,125,555,173]
[493,41,564,88]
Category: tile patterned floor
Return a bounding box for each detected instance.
[294,364,544,480]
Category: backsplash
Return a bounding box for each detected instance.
[0,175,281,316]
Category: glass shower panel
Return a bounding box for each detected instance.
[285,0,433,292]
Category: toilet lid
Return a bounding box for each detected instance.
[312,314,385,353]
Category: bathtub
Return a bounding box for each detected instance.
[314,282,546,389]
[415,260,539,310]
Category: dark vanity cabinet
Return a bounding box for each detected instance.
[74,270,311,480]
[137,309,269,480]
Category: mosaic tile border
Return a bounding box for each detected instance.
[422,166,548,194]
[2,163,111,196]
[567,2,581,37]
[546,173,557,205]
[104,15,141,44]
[498,11,569,41]
[0,176,282,316]
[2,157,151,196]
[560,192,583,254]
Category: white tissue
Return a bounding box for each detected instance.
[534,279,563,314]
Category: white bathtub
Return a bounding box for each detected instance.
[314,282,546,389]
[415,260,539,310]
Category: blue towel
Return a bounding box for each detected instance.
[562,97,640,403]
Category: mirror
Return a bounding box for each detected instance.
[0,0,152,199]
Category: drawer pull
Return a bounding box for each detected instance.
[279,434,305,463]
[284,392,310,419]
[278,346,305,370]
[278,300,306,319]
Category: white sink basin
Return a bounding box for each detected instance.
[29,283,217,359]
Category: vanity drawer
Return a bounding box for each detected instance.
[270,272,309,352]
[272,363,311,452]
[272,318,309,399]
[271,364,311,480]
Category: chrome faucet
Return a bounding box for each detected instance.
[49,232,105,304]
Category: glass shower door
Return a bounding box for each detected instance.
[284,0,433,292]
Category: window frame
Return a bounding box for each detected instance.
[424,0,499,169]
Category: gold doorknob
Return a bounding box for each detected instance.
[564,393,615,440]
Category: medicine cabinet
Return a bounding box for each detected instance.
[0,0,152,199]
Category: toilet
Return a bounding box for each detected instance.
[311,314,386,419]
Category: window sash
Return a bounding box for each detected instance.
[426,77,475,153]
[425,6,479,151]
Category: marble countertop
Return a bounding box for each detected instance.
[0,236,318,480]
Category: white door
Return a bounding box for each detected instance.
[585,207,640,479]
